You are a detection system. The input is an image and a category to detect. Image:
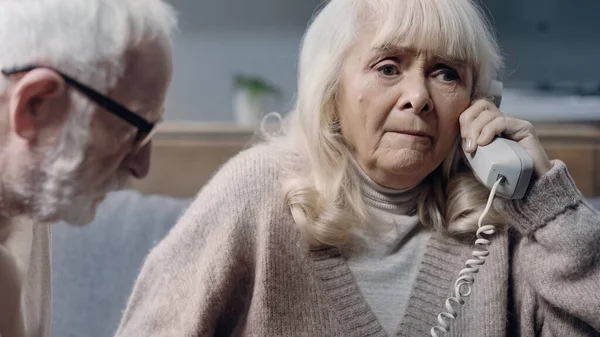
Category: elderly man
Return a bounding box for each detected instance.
[0,0,176,336]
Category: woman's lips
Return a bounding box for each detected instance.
[397,130,430,137]
[390,130,433,139]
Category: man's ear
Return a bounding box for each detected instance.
[8,68,67,141]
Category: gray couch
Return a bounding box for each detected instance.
[50,191,192,337]
[50,191,600,337]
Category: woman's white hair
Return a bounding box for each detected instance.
[266,0,507,247]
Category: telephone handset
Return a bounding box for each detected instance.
[431,81,535,337]
[460,80,534,199]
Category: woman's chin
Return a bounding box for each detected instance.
[380,147,425,165]
[374,148,437,177]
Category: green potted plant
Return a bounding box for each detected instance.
[233,74,281,127]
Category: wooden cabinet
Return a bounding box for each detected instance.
[131,122,600,198]
[534,123,600,197]
[129,123,253,198]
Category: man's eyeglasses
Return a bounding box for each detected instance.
[1,65,160,151]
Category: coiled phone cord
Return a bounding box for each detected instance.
[430,177,504,337]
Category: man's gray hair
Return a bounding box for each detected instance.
[0,0,177,94]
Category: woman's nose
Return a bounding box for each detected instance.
[395,73,433,114]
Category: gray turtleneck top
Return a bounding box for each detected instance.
[344,166,432,335]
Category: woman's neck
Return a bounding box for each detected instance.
[352,159,422,214]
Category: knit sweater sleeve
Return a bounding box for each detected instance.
[496,160,600,331]
[0,220,51,337]
[0,234,26,337]
[115,144,283,337]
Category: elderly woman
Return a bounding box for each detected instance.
[116,0,600,336]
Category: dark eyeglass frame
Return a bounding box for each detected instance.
[1,65,159,150]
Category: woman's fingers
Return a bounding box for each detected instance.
[458,98,552,177]
[467,110,501,148]
[459,99,502,152]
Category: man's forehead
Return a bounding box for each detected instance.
[107,79,167,124]
[126,36,173,74]
[113,39,172,122]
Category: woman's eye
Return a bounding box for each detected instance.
[377,64,399,77]
[436,69,460,82]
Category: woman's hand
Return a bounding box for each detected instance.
[459,98,552,178]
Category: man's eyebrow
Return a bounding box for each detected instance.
[128,101,163,122]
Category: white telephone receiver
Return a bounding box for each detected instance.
[432,81,535,337]
[460,80,534,199]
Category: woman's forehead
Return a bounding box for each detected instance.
[368,43,469,68]
[355,1,480,66]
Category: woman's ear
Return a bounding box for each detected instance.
[8,68,67,141]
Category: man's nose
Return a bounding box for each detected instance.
[121,141,152,179]
[395,73,433,114]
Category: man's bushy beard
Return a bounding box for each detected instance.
[41,164,129,227]
[27,114,128,226]
[30,147,130,226]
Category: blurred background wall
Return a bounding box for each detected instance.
[163,0,600,123]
